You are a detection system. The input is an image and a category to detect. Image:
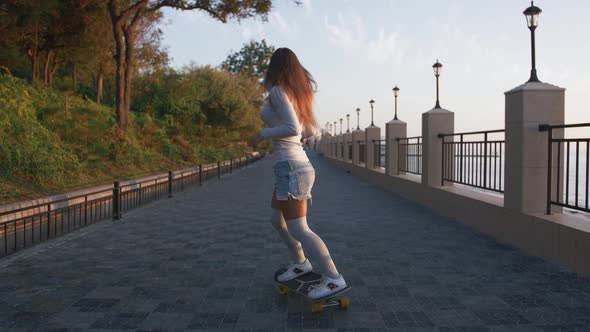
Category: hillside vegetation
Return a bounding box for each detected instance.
[0,70,268,204]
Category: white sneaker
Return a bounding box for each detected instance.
[277,259,313,282]
[307,274,347,300]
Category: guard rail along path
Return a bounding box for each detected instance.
[317,80,590,279]
[0,153,265,257]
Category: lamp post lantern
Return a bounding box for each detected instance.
[369,100,375,126]
[356,108,360,130]
[339,118,343,135]
[392,85,399,120]
[433,60,442,109]
[346,114,350,132]
[524,1,542,82]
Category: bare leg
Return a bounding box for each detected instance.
[276,197,340,279]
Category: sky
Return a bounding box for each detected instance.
[160,0,590,137]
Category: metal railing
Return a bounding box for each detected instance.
[373,139,386,168]
[0,153,265,257]
[340,142,344,159]
[540,123,590,214]
[348,142,353,161]
[397,136,422,175]
[358,140,366,163]
[439,129,505,193]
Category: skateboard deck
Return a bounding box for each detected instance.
[274,268,351,313]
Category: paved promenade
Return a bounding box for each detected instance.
[2,151,590,331]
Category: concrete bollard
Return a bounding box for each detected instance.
[422,107,454,187]
[386,119,407,176]
[504,82,565,214]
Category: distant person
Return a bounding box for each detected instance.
[250,48,346,299]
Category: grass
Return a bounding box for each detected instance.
[0,74,267,205]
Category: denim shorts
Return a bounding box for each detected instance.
[273,159,315,206]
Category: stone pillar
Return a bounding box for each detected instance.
[422,107,454,187]
[505,82,565,214]
[337,134,344,160]
[352,129,364,165]
[386,119,407,176]
[344,131,352,162]
[365,125,381,169]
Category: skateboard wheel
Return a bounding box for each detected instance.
[277,285,290,295]
[338,297,350,310]
[311,302,323,313]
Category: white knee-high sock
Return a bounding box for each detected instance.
[286,216,340,279]
[270,209,306,264]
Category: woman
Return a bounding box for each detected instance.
[250,48,347,300]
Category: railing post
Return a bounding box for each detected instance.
[546,127,553,214]
[199,164,202,185]
[84,195,88,226]
[46,203,51,239]
[441,135,445,186]
[483,132,488,189]
[459,134,464,183]
[217,161,221,179]
[168,170,173,198]
[113,181,120,221]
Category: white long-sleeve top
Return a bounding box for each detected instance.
[259,86,318,163]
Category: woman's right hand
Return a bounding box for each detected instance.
[250,131,264,146]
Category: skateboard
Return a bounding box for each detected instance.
[274,268,351,313]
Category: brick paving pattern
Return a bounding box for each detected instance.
[1,150,590,331]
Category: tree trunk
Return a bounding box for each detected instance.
[110,7,127,132]
[96,66,103,105]
[123,28,135,129]
[72,63,77,87]
[49,54,58,85]
[43,49,52,85]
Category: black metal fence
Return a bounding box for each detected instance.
[373,139,386,168]
[358,140,366,163]
[439,130,505,193]
[540,123,590,214]
[0,153,265,257]
[397,136,422,175]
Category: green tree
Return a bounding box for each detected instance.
[221,39,275,81]
[108,0,273,134]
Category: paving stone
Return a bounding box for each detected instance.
[1,151,590,331]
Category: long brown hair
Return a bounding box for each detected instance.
[263,48,318,131]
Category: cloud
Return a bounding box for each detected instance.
[301,0,312,15]
[367,28,400,64]
[324,13,365,49]
[240,22,266,40]
[270,12,291,33]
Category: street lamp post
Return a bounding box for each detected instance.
[339,118,343,135]
[329,123,332,135]
[369,100,375,126]
[334,121,337,135]
[433,60,443,109]
[346,114,350,132]
[524,1,542,82]
[392,86,399,120]
[356,108,360,130]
